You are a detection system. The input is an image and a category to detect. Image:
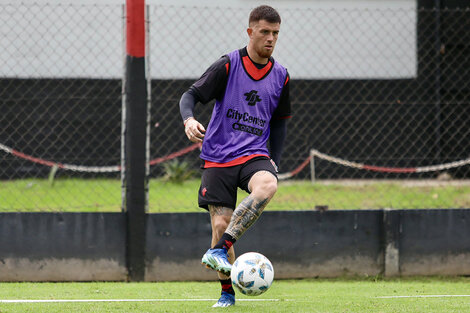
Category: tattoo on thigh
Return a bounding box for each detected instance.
[209,205,232,218]
[225,195,269,240]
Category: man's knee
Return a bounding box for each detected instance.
[250,171,278,199]
[257,180,277,199]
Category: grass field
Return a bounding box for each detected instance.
[1,178,469,212]
[1,277,469,312]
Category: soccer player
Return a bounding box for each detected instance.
[179,5,290,308]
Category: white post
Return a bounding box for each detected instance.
[310,149,316,183]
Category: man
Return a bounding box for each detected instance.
[179,5,291,308]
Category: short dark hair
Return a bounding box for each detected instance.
[249,5,281,26]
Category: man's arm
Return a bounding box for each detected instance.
[269,72,291,169]
[179,87,198,123]
[178,56,229,143]
[269,118,287,169]
[179,88,206,143]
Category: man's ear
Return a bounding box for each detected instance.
[247,27,253,37]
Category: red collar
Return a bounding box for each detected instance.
[239,48,274,81]
[242,56,273,80]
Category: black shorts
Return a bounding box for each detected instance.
[198,157,278,210]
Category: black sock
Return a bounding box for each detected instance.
[220,279,235,295]
[213,233,236,250]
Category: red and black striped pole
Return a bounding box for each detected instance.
[123,0,147,281]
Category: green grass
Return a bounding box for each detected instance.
[0,178,469,212]
[0,277,470,312]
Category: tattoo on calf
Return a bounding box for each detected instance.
[225,195,269,240]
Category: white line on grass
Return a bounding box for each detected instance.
[0,298,280,303]
[377,295,470,299]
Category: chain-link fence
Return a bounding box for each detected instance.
[0,3,123,211]
[1,3,469,212]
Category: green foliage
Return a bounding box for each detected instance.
[162,159,196,184]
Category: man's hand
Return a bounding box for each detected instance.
[184,117,206,143]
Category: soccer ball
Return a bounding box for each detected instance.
[231,252,274,296]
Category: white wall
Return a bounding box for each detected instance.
[0,0,416,79]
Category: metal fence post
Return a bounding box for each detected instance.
[123,0,148,282]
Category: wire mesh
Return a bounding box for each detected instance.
[0,3,123,211]
[148,5,470,210]
[0,4,468,212]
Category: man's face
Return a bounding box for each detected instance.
[247,19,280,60]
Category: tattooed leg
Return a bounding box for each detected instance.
[209,205,235,279]
[225,195,269,240]
[225,170,278,240]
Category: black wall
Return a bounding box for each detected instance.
[0,212,127,281]
[1,209,470,281]
[145,210,385,280]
